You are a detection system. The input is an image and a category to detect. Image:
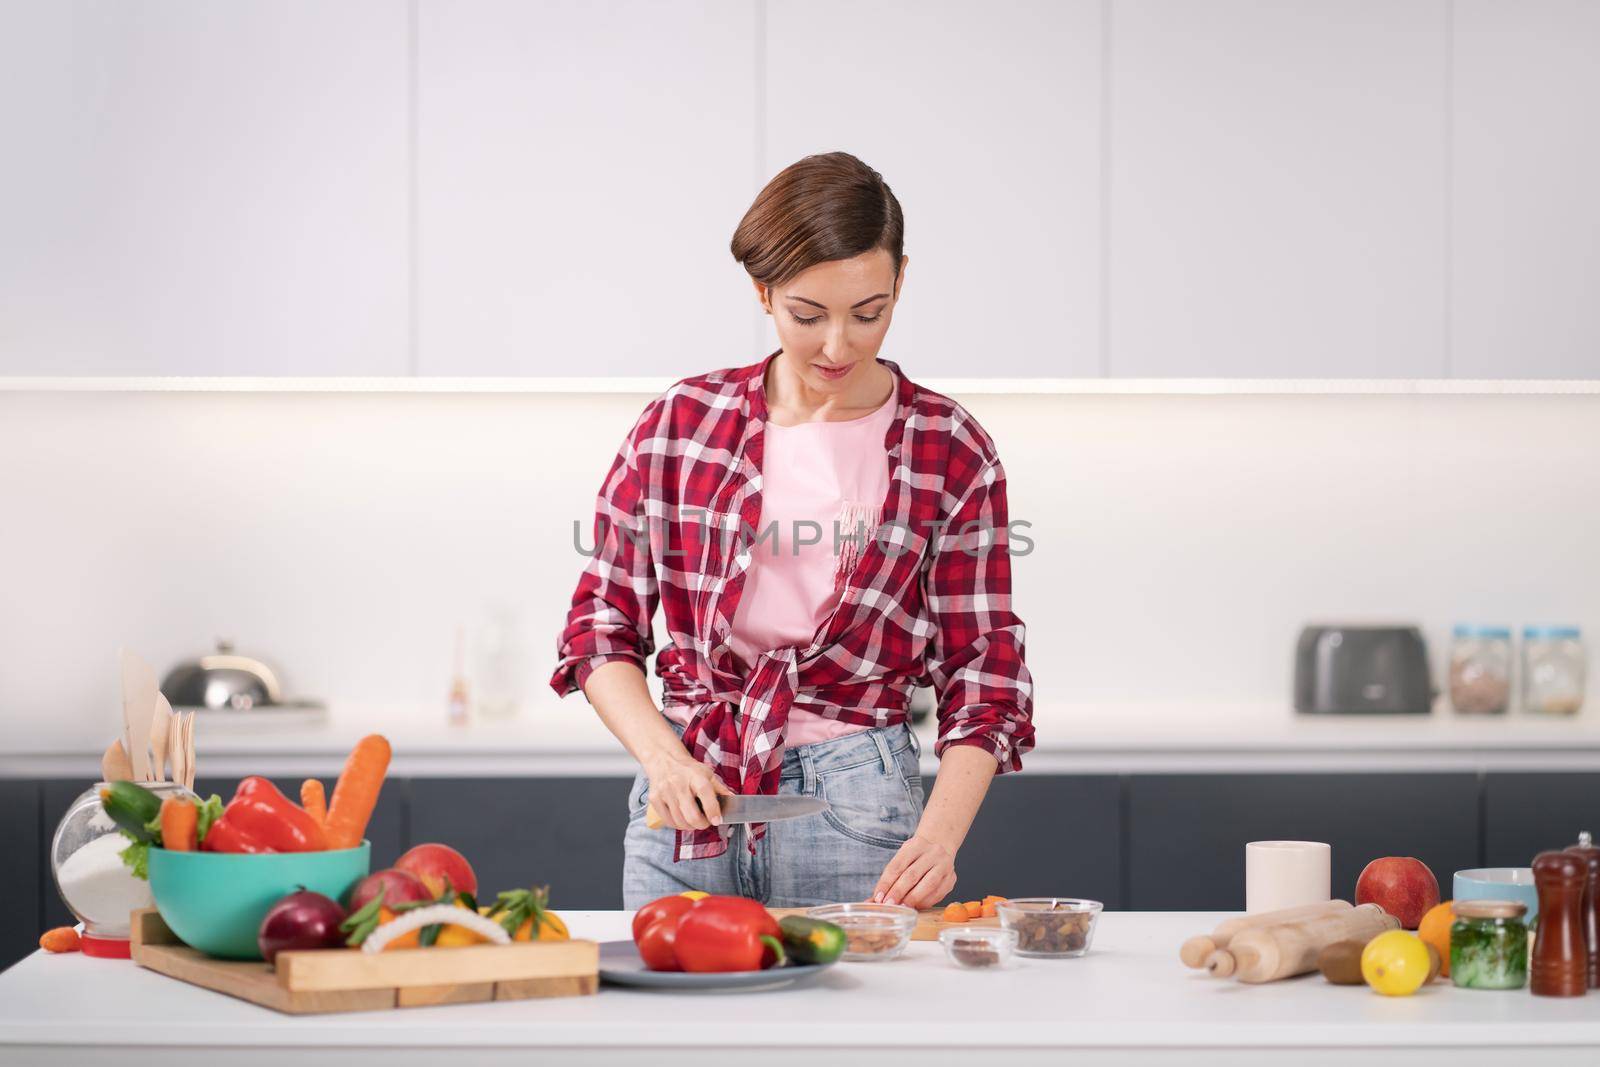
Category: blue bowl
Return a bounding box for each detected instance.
[147,842,370,959]
[1453,867,1538,923]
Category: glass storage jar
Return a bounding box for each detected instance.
[1449,625,1512,715]
[1521,626,1586,716]
[50,780,195,957]
[1450,899,1529,989]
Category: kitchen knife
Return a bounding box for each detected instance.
[645,793,828,831]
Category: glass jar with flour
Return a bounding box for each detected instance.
[50,780,194,957]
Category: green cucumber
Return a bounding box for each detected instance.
[779,916,846,966]
[100,781,163,842]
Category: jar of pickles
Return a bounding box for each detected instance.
[1521,626,1586,716]
[1451,900,1529,989]
[1449,625,1512,715]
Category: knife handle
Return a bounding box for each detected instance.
[645,797,723,831]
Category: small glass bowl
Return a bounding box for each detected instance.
[940,926,1018,970]
[996,897,1103,958]
[805,902,917,961]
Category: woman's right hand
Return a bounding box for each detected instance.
[644,750,734,830]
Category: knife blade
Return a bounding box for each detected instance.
[716,794,829,824]
[645,793,829,830]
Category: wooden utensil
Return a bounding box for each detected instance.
[182,711,196,791]
[1179,899,1352,967]
[150,699,172,783]
[101,739,134,783]
[119,649,159,781]
[1204,902,1398,983]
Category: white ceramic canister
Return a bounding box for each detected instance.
[1245,840,1332,913]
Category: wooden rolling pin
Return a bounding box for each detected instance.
[1205,903,1398,983]
[1179,900,1352,968]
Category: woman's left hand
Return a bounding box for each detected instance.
[871,834,957,909]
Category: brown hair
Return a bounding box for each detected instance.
[730,152,904,289]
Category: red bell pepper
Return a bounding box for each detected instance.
[671,896,785,973]
[631,894,697,942]
[201,776,327,853]
[199,812,273,853]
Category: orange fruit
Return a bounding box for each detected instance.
[1416,900,1454,978]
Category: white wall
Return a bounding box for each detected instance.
[3,384,1596,750]
[2,0,1598,378]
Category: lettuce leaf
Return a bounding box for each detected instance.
[195,795,225,843]
[118,830,150,880]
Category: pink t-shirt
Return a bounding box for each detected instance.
[664,391,895,745]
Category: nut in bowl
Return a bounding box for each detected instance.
[940,926,1017,970]
[804,903,916,961]
[996,897,1102,958]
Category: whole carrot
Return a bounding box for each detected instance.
[324,735,391,850]
[160,796,198,851]
[301,779,327,826]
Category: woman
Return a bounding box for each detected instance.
[552,151,1034,910]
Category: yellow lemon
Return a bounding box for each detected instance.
[1362,931,1432,996]
[680,890,710,901]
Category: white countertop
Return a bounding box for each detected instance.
[7,699,1600,778]
[9,699,1600,778]
[1,910,1594,1065]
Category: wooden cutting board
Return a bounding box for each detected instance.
[129,909,598,1014]
[768,907,1001,942]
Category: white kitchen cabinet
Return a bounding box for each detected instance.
[415,0,761,376]
[1108,0,1450,378]
[765,0,1104,379]
[1451,0,1600,379]
[0,1,410,376]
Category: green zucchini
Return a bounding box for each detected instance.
[779,916,846,965]
[100,781,163,841]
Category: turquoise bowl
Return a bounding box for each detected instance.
[1453,867,1539,923]
[147,842,370,959]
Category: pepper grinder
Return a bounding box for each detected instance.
[1566,831,1600,989]
[1531,850,1589,997]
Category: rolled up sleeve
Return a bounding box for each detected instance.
[550,404,661,698]
[924,458,1036,771]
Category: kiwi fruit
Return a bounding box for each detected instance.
[1317,939,1367,984]
[1424,942,1442,983]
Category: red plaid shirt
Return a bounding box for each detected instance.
[551,354,1035,860]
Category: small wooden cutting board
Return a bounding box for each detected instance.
[768,907,1001,942]
[130,909,598,1014]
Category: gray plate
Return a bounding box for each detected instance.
[597,940,837,991]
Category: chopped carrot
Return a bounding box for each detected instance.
[39,927,81,953]
[981,901,998,918]
[982,895,1006,905]
[941,902,968,924]
[300,779,327,826]
[324,735,391,850]
[159,796,198,852]
[963,900,983,919]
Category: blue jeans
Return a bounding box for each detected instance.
[622,722,926,908]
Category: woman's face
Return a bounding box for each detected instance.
[756,249,908,395]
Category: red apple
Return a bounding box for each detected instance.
[348,867,432,913]
[1355,856,1440,929]
[395,843,477,899]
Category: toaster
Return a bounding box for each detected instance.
[1294,625,1435,714]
